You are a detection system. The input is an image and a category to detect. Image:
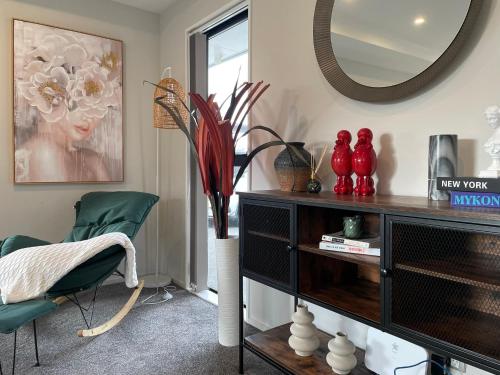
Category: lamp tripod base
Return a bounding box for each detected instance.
[141,274,174,304]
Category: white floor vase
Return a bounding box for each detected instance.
[215,237,239,347]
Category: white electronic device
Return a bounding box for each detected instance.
[365,327,429,375]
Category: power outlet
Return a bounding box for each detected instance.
[450,359,467,373]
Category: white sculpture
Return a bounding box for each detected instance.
[480,105,500,178]
[326,332,357,375]
[288,304,320,356]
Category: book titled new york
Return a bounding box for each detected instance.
[437,177,500,193]
[321,231,380,249]
[450,191,500,208]
[319,241,381,257]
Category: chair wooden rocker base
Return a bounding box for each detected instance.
[76,279,144,337]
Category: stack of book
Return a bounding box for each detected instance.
[437,177,500,208]
[319,231,381,257]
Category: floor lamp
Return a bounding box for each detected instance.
[142,67,189,303]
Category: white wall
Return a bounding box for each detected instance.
[249,0,494,194]
[0,0,161,277]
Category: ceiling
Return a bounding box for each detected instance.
[110,0,178,14]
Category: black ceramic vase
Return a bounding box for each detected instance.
[274,142,312,192]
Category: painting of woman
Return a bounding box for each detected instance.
[13,20,123,183]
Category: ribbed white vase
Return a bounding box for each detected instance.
[288,304,320,356]
[326,332,357,375]
[215,237,239,347]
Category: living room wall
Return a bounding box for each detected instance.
[249,0,494,195]
[0,0,161,276]
[160,0,497,372]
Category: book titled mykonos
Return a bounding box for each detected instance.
[450,191,500,208]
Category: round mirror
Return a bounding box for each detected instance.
[314,0,482,102]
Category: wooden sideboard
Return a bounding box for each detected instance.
[237,190,500,374]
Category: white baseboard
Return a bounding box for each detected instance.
[171,277,187,289]
[195,289,218,306]
[246,316,271,332]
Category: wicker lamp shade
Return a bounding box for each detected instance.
[153,77,190,129]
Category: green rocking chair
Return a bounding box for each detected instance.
[0,191,159,373]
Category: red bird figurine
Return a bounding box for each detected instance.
[331,130,354,194]
[352,128,377,196]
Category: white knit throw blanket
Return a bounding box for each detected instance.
[0,232,138,304]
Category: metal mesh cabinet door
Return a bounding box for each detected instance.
[241,201,293,291]
[386,216,500,370]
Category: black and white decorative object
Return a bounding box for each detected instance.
[480,106,500,178]
[428,134,457,200]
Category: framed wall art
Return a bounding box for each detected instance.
[13,19,123,183]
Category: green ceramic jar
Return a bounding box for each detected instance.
[343,215,363,239]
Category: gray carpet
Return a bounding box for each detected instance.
[0,284,280,375]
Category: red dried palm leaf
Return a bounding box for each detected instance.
[195,116,212,195]
[232,81,262,126]
[225,81,253,122]
[148,79,288,239]
[190,94,224,181]
[233,82,270,141]
[219,119,234,197]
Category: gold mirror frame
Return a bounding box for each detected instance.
[313,0,483,102]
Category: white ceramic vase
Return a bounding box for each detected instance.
[288,304,320,356]
[326,332,357,375]
[215,237,239,347]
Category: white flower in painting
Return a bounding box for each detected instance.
[70,34,121,74]
[18,66,70,123]
[68,61,120,120]
[27,33,88,73]
[18,29,121,125]
[78,35,106,62]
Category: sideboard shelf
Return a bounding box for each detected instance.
[247,230,289,243]
[395,262,500,291]
[298,244,380,266]
[238,190,500,375]
[299,279,381,323]
[244,324,370,375]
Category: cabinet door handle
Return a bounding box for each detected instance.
[380,268,392,278]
